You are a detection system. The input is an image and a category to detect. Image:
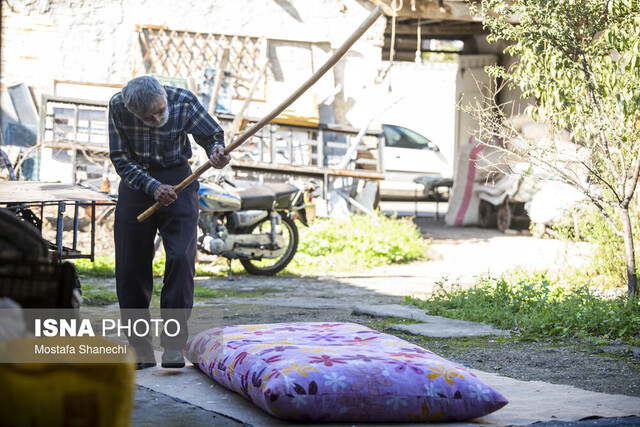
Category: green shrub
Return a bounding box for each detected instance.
[407,272,640,345]
[286,214,429,274]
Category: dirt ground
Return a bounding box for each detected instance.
[77,210,640,400]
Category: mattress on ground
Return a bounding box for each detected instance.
[185,322,508,422]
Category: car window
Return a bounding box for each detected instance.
[383,125,434,150]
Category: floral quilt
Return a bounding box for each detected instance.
[185,322,508,422]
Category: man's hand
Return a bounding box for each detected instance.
[154,184,178,206]
[209,144,231,169]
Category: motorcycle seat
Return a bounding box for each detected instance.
[264,183,299,209]
[237,186,276,210]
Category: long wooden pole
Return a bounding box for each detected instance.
[137,6,383,222]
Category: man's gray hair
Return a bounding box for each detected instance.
[121,76,166,114]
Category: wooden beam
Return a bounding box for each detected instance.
[385,21,487,37]
[231,160,384,180]
[0,181,115,203]
[370,0,482,22]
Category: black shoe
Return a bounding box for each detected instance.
[136,361,157,370]
[134,347,156,370]
[161,349,185,368]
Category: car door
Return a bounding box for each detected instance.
[382,124,447,176]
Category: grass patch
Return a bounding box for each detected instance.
[74,257,116,277]
[194,259,247,277]
[149,281,280,302]
[81,283,118,306]
[75,214,428,277]
[285,213,429,274]
[74,255,167,278]
[193,286,281,299]
[406,272,640,345]
[75,254,233,278]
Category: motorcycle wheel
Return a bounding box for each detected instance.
[239,214,298,276]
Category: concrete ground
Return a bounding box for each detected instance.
[129,204,637,426]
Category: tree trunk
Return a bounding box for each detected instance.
[619,206,638,296]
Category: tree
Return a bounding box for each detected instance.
[468,0,640,295]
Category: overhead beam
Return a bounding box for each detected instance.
[369,0,482,22]
[385,21,487,37]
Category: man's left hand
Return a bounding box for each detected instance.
[209,144,231,169]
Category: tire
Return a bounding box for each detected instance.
[239,214,298,276]
[496,201,511,233]
[478,200,497,229]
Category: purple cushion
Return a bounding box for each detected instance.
[185,322,508,422]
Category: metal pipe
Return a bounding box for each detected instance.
[91,201,96,262]
[73,203,79,250]
[56,202,66,261]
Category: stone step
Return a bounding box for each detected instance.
[353,303,509,338]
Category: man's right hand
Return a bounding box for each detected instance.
[154,184,178,206]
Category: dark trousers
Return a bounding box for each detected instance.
[114,164,199,357]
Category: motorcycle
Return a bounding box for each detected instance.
[195,176,313,276]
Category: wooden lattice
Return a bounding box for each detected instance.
[133,25,266,99]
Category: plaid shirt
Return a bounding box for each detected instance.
[108,86,224,196]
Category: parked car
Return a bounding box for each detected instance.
[379,124,450,200]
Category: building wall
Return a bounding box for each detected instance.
[1,0,467,186]
[1,0,386,127]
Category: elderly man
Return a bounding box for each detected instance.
[109,76,230,369]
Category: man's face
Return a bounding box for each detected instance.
[136,96,169,128]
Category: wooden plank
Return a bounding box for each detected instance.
[42,94,109,108]
[54,80,119,90]
[44,142,109,153]
[231,160,384,180]
[0,182,115,203]
[52,107,107,121]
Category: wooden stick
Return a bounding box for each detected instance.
[137,6,383,222]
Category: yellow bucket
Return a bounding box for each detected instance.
[0,336,135,427]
